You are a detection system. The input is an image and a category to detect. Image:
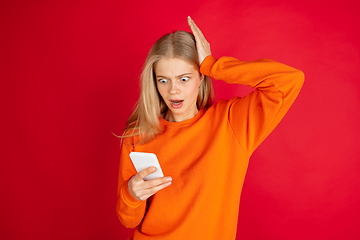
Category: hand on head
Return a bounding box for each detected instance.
[187,16,212,65]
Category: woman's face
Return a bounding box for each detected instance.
[155,57,203,122]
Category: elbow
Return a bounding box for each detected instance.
[295,69,305,88]
[290,69,305,92]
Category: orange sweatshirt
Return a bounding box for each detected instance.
[117,56,304,239]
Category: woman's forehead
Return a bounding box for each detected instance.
[154,57,198,77]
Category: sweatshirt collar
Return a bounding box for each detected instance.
[159,108,205,128]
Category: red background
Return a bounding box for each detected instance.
[1,0,360,239]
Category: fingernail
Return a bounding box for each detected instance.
[166,177,172,182]
[166,182,172,186]
[150,167,156,172]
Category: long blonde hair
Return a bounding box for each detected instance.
[123,31,214,144]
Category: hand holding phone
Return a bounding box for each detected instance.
[129,152,164,181]
[128,152,171,201]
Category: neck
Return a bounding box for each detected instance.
[164,108,199,122]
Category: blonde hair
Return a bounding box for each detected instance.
[122,31,214,144]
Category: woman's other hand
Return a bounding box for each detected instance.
[187,16,211,65]
[128,167,172,201]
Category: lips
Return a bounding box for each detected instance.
[170,99,184,109]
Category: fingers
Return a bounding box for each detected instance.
[187,16,202,44]
[137,166,156,180]
[187,16,205,40]
[143,175,172,189]
[131,176,172,201]
[187,16,212,65]
[128,167,172,201]
[138,179,172,201]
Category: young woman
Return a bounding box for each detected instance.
[117,16,304,239]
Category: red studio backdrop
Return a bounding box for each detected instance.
[1,0,360,239]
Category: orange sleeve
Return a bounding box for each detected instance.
[200,56,304,155]
[116,138,147,228]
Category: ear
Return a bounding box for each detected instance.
[199,73,204,83]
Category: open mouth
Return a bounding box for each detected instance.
[170,100,183,105]
[170,100,184,108]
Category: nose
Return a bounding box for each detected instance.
[170,82,180,95]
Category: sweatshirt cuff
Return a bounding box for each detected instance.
[200,55,217,77]
[122,179,144,205]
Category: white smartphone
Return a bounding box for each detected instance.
[129,152,164,181]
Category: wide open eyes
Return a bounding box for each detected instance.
[158,76,190,84]
[180,77,190,82]
[158,79,168,84]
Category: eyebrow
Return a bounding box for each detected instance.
[156,73,192,78]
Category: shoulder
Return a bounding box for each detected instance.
[202,97,241,117]
[121,129,140,148]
